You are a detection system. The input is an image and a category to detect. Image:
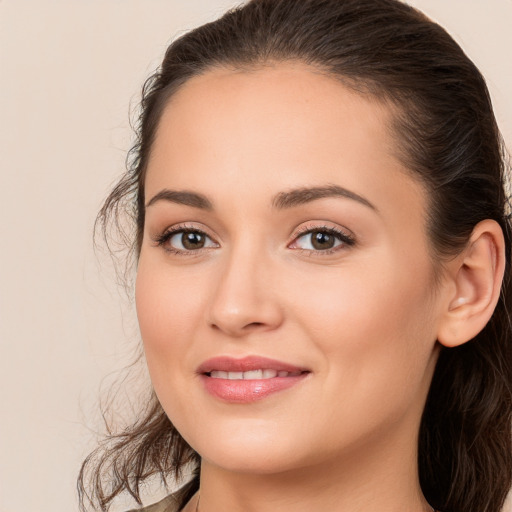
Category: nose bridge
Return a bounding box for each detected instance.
[207,235,283,336]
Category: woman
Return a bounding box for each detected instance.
[79,0,512,511]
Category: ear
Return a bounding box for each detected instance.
[437,219,506,348]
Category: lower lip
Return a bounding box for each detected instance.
[200,374,308,403]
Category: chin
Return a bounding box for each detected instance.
[183,420,313,475]
[201,445,303,475]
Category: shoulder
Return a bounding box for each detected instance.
[126,493,180,512]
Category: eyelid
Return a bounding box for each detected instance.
[150,221,356,256]
[292,222,354,239]
[151,223,219,255]
[288,222,356,254]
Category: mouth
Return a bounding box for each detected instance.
[197,355,309,374]
[208,369,305,379]
[197,356,310,403]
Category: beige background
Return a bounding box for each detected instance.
[0,1,511,511]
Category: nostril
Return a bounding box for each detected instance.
[244,322,266,330]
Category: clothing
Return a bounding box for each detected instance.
[126,493,181,512]
[128,491,438,511]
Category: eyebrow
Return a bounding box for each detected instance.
[146,184,377,212]
[146,189,213,210]
[272,184,377,211]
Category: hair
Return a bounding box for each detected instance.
[78,1,512,511]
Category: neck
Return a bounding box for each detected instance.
[193,418,432,512]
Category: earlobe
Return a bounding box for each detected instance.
[437,219,505,348]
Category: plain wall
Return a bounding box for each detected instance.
[0,1,510,511]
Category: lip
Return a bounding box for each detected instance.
[197,355,309,374]
[197,355,310,403]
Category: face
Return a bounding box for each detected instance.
[136,64,443,475]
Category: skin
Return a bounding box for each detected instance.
[136,63,467,512]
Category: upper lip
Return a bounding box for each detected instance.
[197,355,309,374]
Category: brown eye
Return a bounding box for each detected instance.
[310,231,336,250]
[181,231,206,250]
[157,228,218,253]
[291,227,355,253]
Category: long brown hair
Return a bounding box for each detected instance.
[79,1,512,511]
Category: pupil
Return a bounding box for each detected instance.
[182,232,205,250]
[312,231,334,250]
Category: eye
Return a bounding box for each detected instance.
[290,226,355,253]
[154,226,218,254]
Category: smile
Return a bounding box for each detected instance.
[209,369,304,380]
[198,356,310,403]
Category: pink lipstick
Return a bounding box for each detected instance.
[197,356,310,403]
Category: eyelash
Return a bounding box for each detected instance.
[292,224,356,256]
[152,223,355,257]
[152,223,214,257]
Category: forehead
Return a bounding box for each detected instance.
[152,63,395,166]
[145,63,424,219]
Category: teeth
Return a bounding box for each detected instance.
[244,370,263,379]
[210,371,228,379]
[209,369,291,380]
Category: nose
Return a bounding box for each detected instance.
[206,245,284,338]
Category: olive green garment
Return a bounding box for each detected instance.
[126,493,181,512]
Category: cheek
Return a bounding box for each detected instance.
[289,251,437,405]
[292,251,434,340]
[135,258,206,385]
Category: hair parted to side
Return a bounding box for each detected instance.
[79,1,512,511]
